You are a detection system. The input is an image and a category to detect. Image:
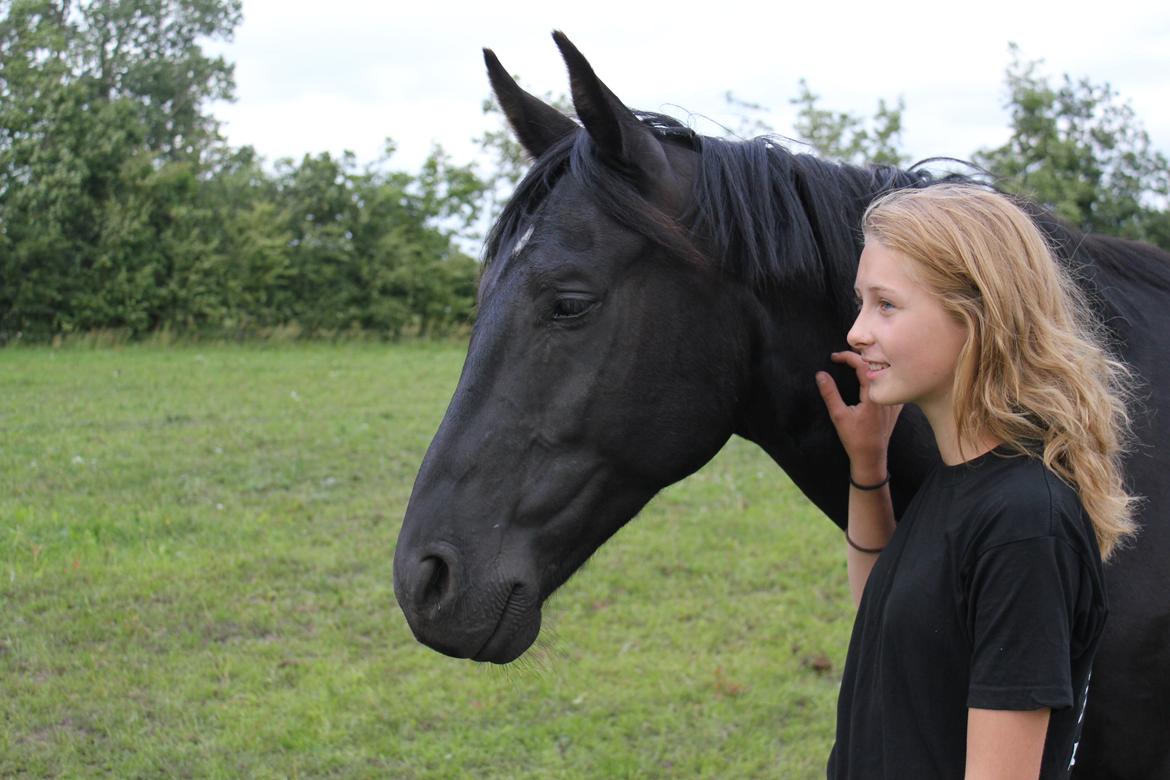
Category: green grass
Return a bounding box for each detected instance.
[0,342,854,778]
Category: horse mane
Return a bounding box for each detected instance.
[485,114,965,298]
[483,112,1144,322]
[684,128,939,306]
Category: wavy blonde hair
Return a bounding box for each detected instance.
[862,183,1138,560]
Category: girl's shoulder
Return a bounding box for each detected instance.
[946,450,1094,558]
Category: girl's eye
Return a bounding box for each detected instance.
[553,295,596,320]
[878,299,894,312]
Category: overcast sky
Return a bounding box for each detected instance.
[209,0,1170,178]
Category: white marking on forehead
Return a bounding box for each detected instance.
[511,225,535,259]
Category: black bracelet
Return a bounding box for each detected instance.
[845,529,885,554]
[849,472,890,491]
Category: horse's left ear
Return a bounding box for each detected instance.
[552,31,673,186]
[484,48,578,160]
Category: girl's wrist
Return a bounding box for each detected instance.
[850,472,890,491]
[849,461,888,486]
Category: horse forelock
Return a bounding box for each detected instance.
[483,133,575,270]
[483,119,703,274]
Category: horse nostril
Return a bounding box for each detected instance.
[419,555,450,610]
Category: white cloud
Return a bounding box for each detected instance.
[209,0,1170,181]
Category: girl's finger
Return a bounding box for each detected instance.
[830,351,871,387]
[815,371,847,419]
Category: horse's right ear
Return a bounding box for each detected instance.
[484,48,578,160]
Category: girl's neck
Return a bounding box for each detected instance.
[921,402,1001,466]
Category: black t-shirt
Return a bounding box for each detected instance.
[827,447,1107,779]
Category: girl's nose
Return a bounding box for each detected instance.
[847,312,871,352]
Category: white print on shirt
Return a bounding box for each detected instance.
[1069,671,1092,770]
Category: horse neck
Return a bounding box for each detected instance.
[731,285,863,528]
[688,146,940,525]
[725,237,937,530]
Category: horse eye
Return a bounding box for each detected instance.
[552,295,596,320]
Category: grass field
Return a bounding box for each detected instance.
[0,342,854,779]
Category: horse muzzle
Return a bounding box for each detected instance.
[393,539,542,664]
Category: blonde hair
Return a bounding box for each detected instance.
[862,183,1137,560]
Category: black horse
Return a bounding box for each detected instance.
[394,33,1170,778]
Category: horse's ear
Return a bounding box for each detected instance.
[552,31,670,182]
[484,48,577,160]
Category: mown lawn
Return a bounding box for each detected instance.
[0,342,854,779]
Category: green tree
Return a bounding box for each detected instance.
[1,1,483,342]
[272,145,483,338]
[789,80,907,166]
[0,0,241,339]
[722,84,907,166]
[73,0,240,160]
[163,145,291,333]
[975,45,1170,247]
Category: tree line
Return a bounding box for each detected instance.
[1,0,484,342]
[723,44,1170,250]
[3,1,1168,344]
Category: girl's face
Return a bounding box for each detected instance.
[848,240,968,418]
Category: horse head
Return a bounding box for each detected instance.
[392,33,768,663]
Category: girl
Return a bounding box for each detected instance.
[814,184,1136,779]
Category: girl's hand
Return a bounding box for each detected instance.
[815,351,903,480]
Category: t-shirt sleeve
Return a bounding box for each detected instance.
[965,536,1102,711]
